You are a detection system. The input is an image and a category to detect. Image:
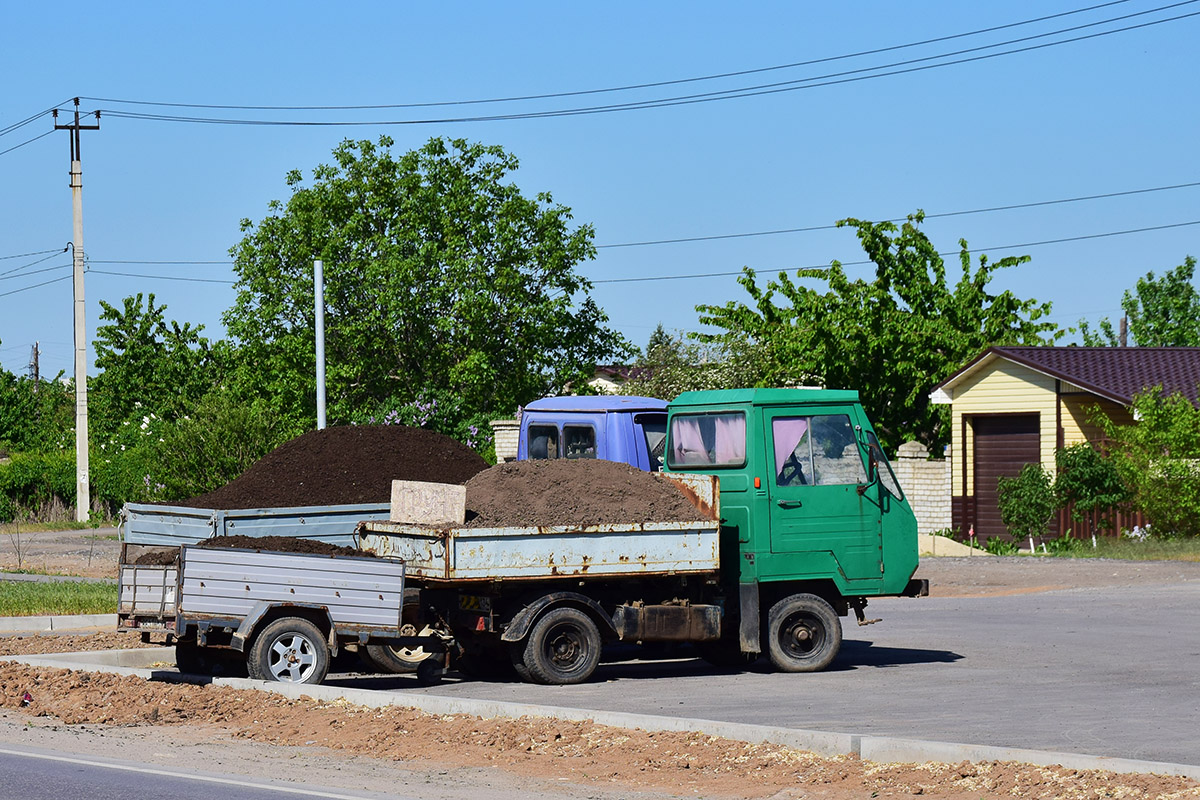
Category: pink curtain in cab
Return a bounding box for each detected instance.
[772,418,808,475]
[714,414,746,464]
[671,417,707,465]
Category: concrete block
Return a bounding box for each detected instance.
[390,480,466,525]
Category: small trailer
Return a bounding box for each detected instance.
[118,542,447,685]
[122,501,391,549]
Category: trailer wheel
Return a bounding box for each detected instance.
[766,594,842,673]
[520,607,601,685]
[248,617,329,684]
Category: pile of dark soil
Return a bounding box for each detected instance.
[195,535,366,557]
[462,460,711,528]
[181,425,488,509]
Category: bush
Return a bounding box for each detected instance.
[1054,442,1131,533]
[144,389,287,502]
[997,462,1056,542]
[0,451,76,520]
[1099,388,1200,538]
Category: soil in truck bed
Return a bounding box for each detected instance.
[461,459,712,528]
[178,425,489,509]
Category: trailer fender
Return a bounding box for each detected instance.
[500,592,617,643]
[231,602,334,652]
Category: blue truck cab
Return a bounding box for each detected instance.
[517,396,668,471]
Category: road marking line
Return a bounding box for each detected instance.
[0,746,381,799]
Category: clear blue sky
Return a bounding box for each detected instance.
[2,1,1197,378]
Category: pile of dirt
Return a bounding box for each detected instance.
[195,535,367,557]
[462,459,710,528]
[180,425,488,509]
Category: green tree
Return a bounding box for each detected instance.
[620,329,760,400]
[225,136,631,437]
[696,213,1060,452]
[0,345,73,453]
[1098,387,1200,537]
[90,293,222,440]
[1076,256,1200,346]
[997,463,1057,543]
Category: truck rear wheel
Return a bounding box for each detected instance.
[766,594,841,673]
[248,617,329,684]
[362,625,436,674]
[519,607,601,685]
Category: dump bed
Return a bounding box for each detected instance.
[118,544,407,636]
[358,472,720,582]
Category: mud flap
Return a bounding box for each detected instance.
[738,582,760,653]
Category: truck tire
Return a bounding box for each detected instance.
[519,607,601,685]
[765,593,842,673]
[247,617,329,684]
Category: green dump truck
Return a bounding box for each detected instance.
[360,388,927,684]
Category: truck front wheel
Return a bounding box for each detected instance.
[766,594,842,673]
[519,607,601,685]
[248,617,330,684]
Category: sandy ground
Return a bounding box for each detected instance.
[5,530,1200,797]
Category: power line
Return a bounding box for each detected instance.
[597,179,1200,248]
[0,99,73,137]
[91,5,1200,127]
[0,263,71,283]
[0,129,56,157]
[0,246,67,262]
[88,269,235,285]
[591,219,1200,284]
[79,1,1135,112]
[74,177,1200,269]
[0,274,72,299]
[0,251,69,278]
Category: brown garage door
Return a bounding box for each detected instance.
[973,414,1040,538]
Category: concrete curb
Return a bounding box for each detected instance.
[3,648,1198,780]
[0,613,117,633]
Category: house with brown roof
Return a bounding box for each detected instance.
[930,346,1200,539]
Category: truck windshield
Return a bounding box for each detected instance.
[668,412,746,468]
[635,413,667,471]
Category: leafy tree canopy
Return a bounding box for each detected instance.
[695,213,1061,452]
[90,293,221,440]
[621,328,760,400]
[224,136,631,437]
[1076,256,1200,346]
[0,341,72,453]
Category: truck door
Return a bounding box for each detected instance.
[764,408,882,586]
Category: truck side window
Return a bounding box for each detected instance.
[563,425,597,459]
[527,425,559,459]
[668,412,746,468]
[772,414,866,487]
[809,414,867,486]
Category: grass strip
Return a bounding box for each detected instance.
[0,580,117,616]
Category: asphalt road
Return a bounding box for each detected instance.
[332,579,1200,766]
[0,743,395,800]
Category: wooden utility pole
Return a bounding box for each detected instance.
[29,342,40,392]
[53,99,99,522]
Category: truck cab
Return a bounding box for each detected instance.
[665,388,923,655]
[517,395,668,471]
